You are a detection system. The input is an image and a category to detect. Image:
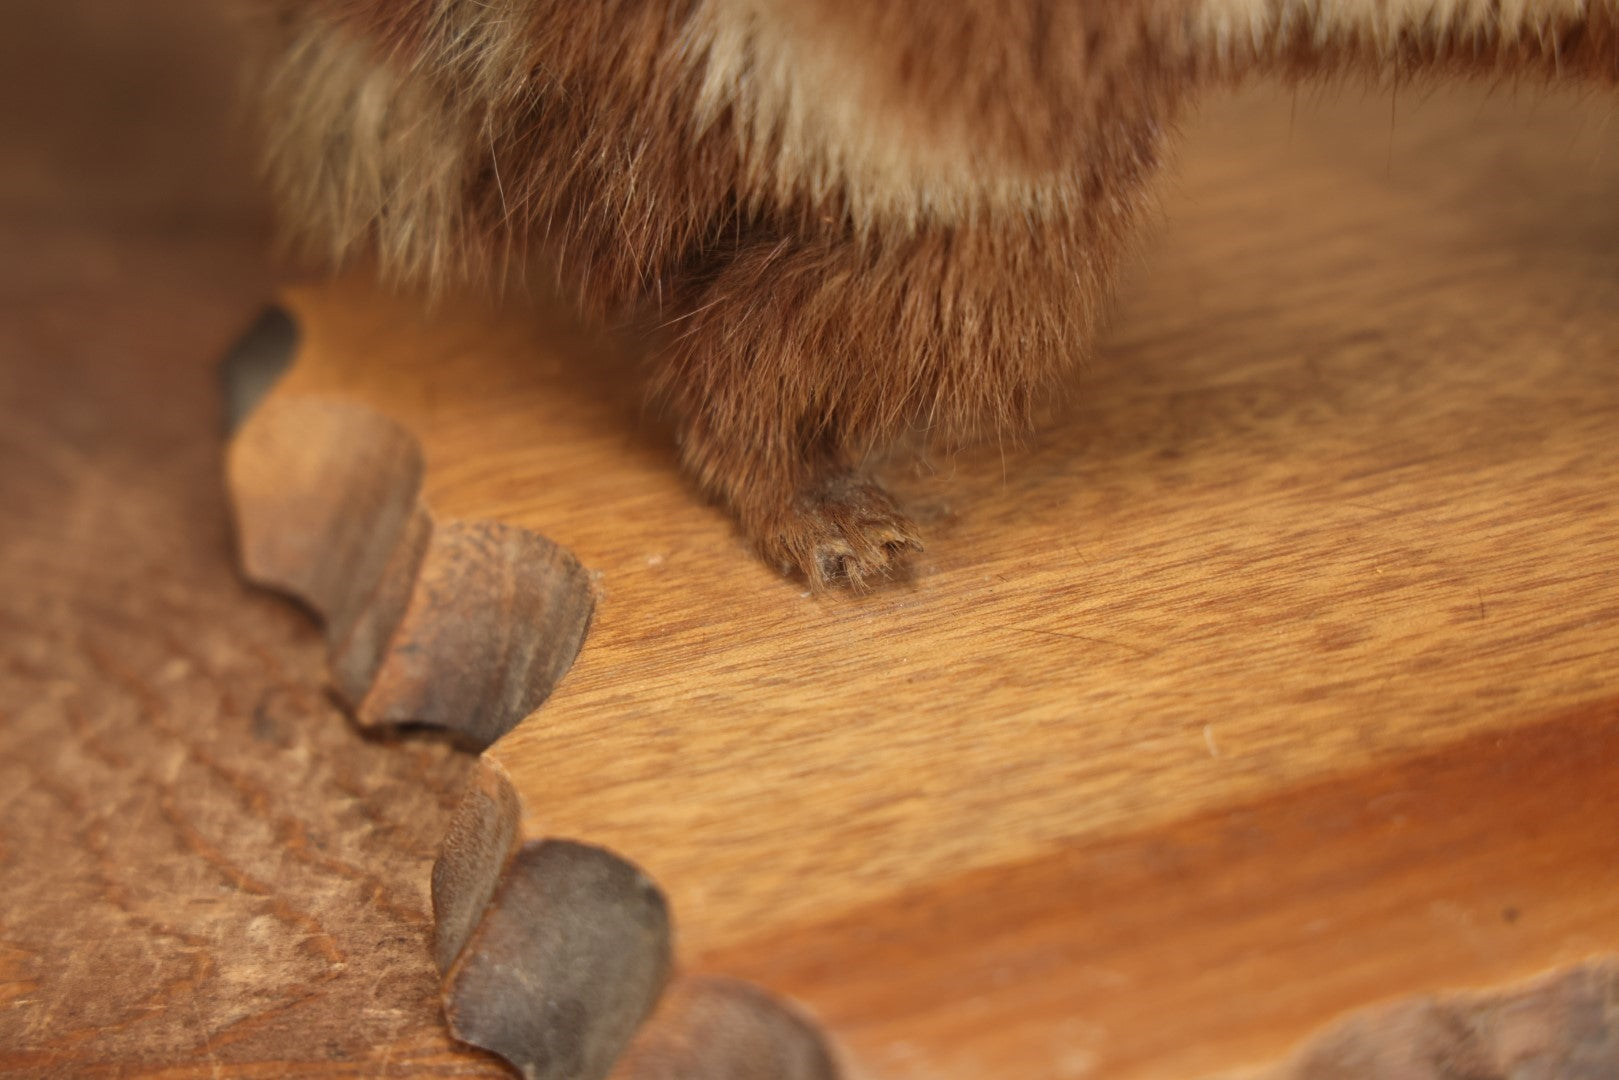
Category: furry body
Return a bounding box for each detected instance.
[260,0,1619,586]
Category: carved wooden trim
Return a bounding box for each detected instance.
[1233,960,1619,1080]
[227,396,594,751]
[425,758,842,1079]
[224,374,836,1077]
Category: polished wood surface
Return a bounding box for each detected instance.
[264,83,1619,1077]
[5,3,1616,1076]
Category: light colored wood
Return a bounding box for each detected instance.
[266,83,1619,1077]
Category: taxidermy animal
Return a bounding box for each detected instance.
[258,0,1619,588]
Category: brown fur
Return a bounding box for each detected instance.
[255,0,1619,587]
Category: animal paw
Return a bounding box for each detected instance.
[762,475,923,590]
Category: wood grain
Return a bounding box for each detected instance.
[0,2,505,1075]
[250,78,1619,1079]
[0,249,505,1079]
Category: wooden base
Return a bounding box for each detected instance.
[228,84,1619,1078]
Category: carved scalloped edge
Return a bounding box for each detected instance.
[223,367,840,1078]
[434,759,841,1080]
[1218,958,1619,1080]
[227,394,595,751]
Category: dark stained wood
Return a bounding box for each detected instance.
[0,2,505,1076]
[228,399,595,748]
[614,977,840,1080]
[441,837,671,1080]
[1251,961,1619,1080]
[0,260,505,1079]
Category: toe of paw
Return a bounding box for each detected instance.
[803,519,921,591]
[757,477,923,590]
